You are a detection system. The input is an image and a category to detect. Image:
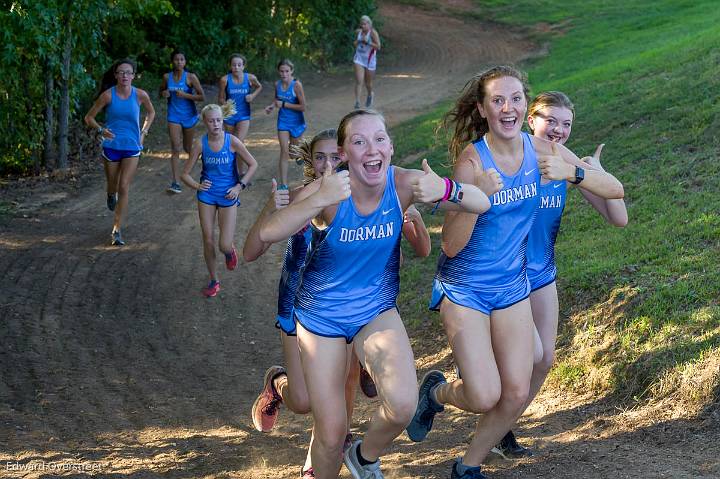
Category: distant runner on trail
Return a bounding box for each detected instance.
[218,53,263,145]
[180,103,257,298]
[353,15,381,109]
[84,58,156,246]
[264,59,307,186]
[159,50,205,194]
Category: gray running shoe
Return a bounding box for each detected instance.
[354,101,361,109]
[344,440,383,479]
[365,93,373,108]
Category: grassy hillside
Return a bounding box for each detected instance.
[393,0,720,414]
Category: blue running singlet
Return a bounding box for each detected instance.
[103,87,142,152]
[225,73,252,125]
[167,70,199,129]
[527,179,566,291]
[294,166,403,342]
[197,133,240,208]
[276,225,313,335]
[276,79,306,138]
[431,132,541,315]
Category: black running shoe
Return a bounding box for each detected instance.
[406,370,446,442]
[106,193,117,211]
[491,430,533,459]
[450,458,487,479]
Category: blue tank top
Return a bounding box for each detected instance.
[526,179,566,286]
[167,70,197,120]
[277,225,313,320]
[103,87,141,151]
[226,73,251,118]
[200,133,238,195]
[436,132,540,289]
[294,166,403,327]
[276,79,305,128]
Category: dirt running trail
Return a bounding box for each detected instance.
[2,2,717,479]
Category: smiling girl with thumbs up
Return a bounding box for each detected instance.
[404,67,625,479]
[258,109,490,479]
[489,91,628,459]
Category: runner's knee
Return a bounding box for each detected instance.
[463,380,502,413]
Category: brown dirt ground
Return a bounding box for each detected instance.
[2,2,719,478]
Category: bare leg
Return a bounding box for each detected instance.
[462,300,535,466]
[197,202,218,282]
[435,300,501,413]
[233,120,250,143]
[104,160,120,196]
[168,122,184,185]
[216,203,238,256]
[353,308,418,461]
[364,69,375,105]
[296,322,350,479]
[346,351,361,428]
[113,157,140,232]
[277,130,291,185]
[526,282,559,408]
[353,63,365,107]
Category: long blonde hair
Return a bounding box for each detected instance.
[201,101,237,121]
[441,65,529,163]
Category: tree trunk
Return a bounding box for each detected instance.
[56,22,71,170]
[42,58,56,172]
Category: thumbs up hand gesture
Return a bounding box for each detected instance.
[581,143,606,172]
[272,179,290,210]
[316,159,351,207]
[412,159,446,203]
[474,163,503,197]
[538,142,574,181]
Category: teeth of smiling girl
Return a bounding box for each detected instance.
[364,160,382,173]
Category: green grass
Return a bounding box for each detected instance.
[393,0,720,410]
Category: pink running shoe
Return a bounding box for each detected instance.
[251,365,286,432]
[225,246,238,270]
[202,280,220,298]
[300,467,315,478]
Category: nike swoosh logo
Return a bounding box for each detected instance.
[382,208,394,215]
[524,168,536,176]
[554,183,562,188]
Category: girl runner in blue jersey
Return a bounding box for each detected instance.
[404,66,625,479]
[490,91,627,459]
[160,50,206,194]
[352,15,381,109]
[84,59,156,246]
[181,103,258,297]
[264,59,307,186]
[257,109,491,479]
[218,53,263,143]
[244,128,431,478]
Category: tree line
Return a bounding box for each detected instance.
[1,0,375,175]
